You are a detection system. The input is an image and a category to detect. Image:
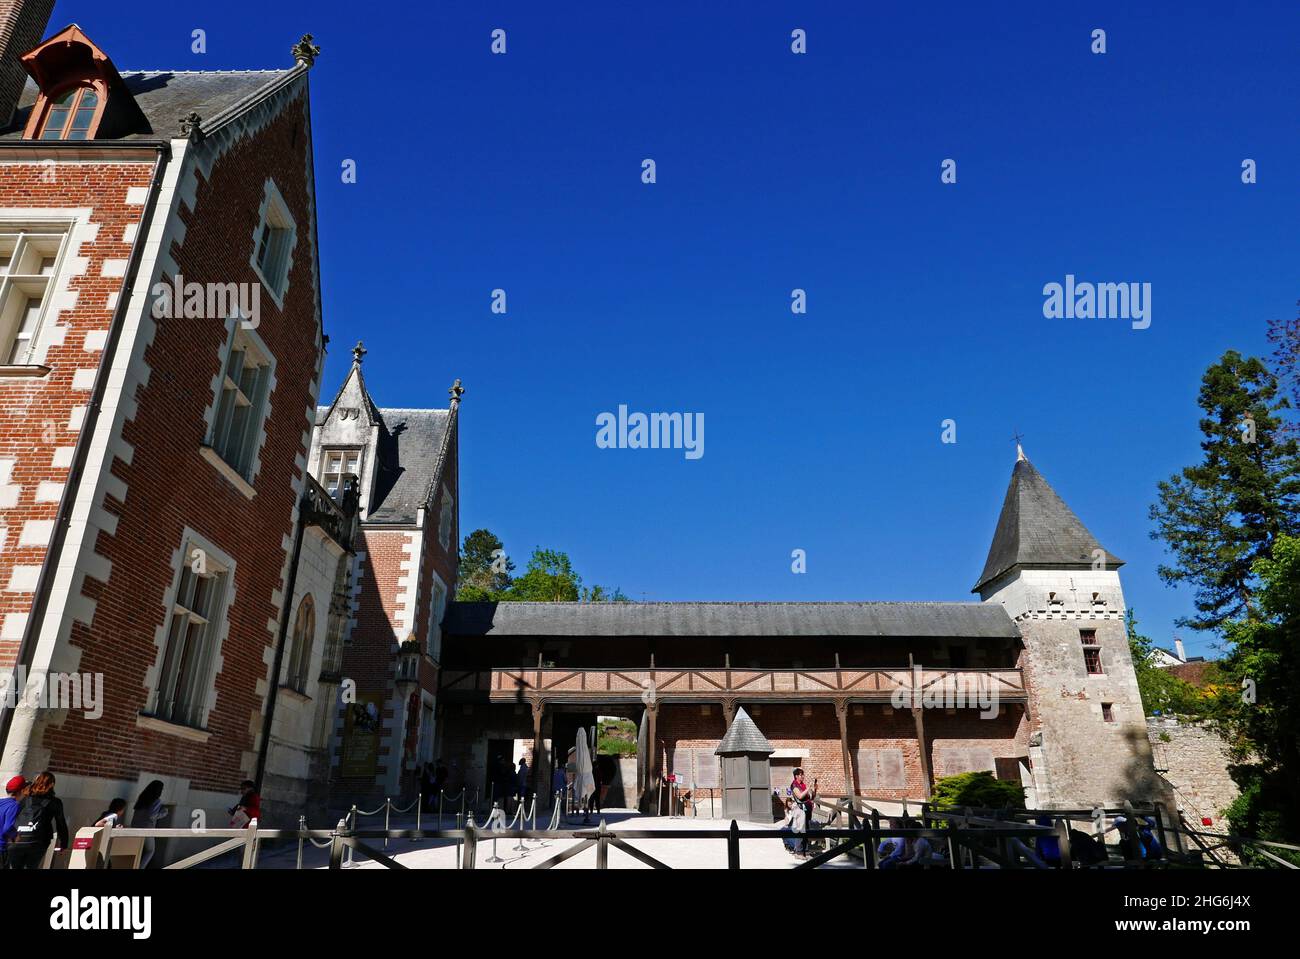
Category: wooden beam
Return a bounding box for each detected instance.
[835,698,855,800]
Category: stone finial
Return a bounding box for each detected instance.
[1012,430,1027,462]
[292,34,321,67]
[351,340,367,365]
[448,378,465,406]
[179,112,203,140]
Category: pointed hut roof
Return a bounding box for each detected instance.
[715,707,774,755]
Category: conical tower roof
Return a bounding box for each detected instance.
[972,447,1123,593]
[715,707,774,755]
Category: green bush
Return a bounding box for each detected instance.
[929,771,1025,811]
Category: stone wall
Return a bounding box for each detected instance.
[1146,716,1238,827]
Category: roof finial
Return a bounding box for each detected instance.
[351,340,367,365]
[448,378,465,406]
[292,34,321,67]
[1012,430,1027,462]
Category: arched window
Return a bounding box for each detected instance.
[39,86,101,140]
[286,595,316,693]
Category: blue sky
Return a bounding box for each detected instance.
[70,1,1300,658]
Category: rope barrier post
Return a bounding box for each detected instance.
[344,805,357,868]
[414,792,421,840]
[727,819,740,870]
[384,797,391,849]
[462,813,478,870]
[486,802,505,863]
[297,815,306,870]
[438,790,444,830]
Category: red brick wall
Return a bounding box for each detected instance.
[0,159,154,674]
[37,90,322,793]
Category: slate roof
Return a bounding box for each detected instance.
[367,408,451,525]
[973,453,1123,593]
[444,601,1019,639]
[0,70,298,140]
[716,708,774,755]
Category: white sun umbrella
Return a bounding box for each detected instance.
[574,729,595,804]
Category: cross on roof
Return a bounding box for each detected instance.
[352,340,367,365]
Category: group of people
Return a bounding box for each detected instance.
[778,768,819,856]
[0,771,261,870]
[488,755,531,813]
[418,760,450,811]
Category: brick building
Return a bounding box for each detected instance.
[439,446,1167,814]
[306,344,461,805]
[0,2,338,842]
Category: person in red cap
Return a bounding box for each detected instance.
[0,775,26,868]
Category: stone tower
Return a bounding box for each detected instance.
[974,447,1166,809]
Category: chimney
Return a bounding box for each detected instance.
[1174,637,1186,662]
[0,0,53,128]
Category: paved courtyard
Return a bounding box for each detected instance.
[252,807,865,870]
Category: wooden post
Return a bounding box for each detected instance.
[728,819,740,869]
[1055,816,1073,869]
[596,819,609,869]
[328,818,347,870]
[909,654,932,796]
[531,698,545,802]
[834,698,855,801]
[722,698,736,727]
[644,702,659,814]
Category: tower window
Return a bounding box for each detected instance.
[39,87,100,140]
[1080,629,1103,674]
[1102,702,1115,723]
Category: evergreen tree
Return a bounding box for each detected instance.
[456,528,514,600]
[1149,351,1300,630]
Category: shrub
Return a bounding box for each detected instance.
[929,771,1025,811]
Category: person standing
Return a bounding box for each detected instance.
[7,771,69,869]
[228,779,261,827]
[551,760,567,810]
[131,780,167,868]
[790,768,817,854]
[515,757,530,812]
[94,799,128,829]
[0,775,26,868]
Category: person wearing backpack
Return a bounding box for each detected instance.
[7,770,69,869]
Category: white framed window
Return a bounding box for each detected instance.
[0,226,70,365]
[426,576,447,660]
[438,486,454,551]
[321,448,361,499]
[149,543,232,728]
[285,594,316,693]
[249,179,297,304]
[208,326,273,479]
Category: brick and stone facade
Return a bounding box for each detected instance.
[0,11,332,851]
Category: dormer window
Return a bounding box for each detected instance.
[38,85,101,140]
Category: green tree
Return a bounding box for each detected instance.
[506,548,583,602]
[1149,351,1300,631]
[456,528,514,600]
[1126,610,1208,718]
[1216,535,1300,855]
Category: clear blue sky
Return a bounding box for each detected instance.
[70,1,1300,659]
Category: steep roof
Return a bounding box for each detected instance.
[716,708,774,755]
[1,69,299,140]
[368,408,452,524]
[444,601,1019,639]
[973,449,1123,593]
